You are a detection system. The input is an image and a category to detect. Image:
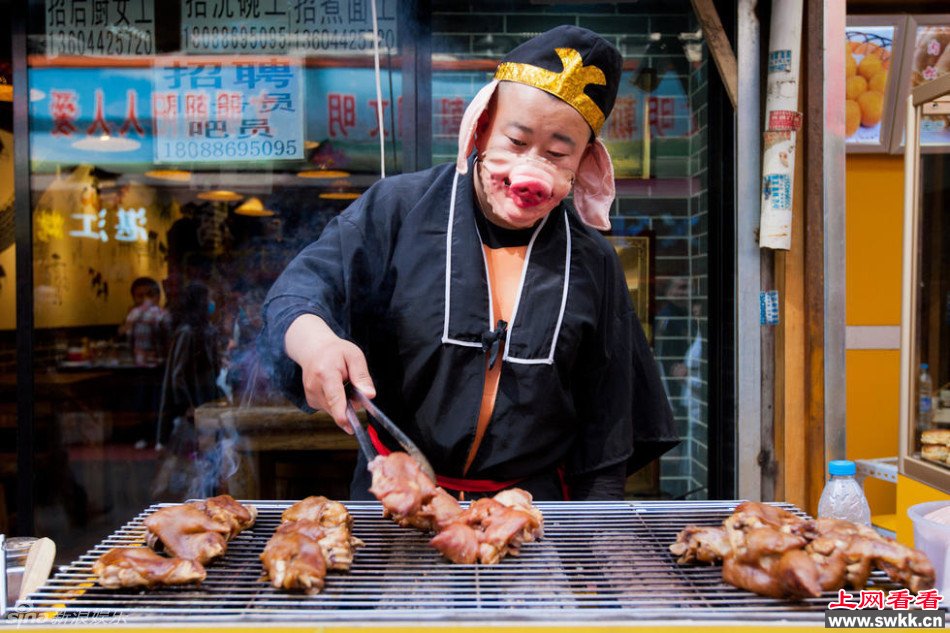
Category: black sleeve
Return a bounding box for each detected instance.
[566,249,637,477]
[567,243,679,478]
[567,461,627,500]
[257,184,399,410]
[626,296,681,475]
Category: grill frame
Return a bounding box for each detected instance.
[5,500,927,625]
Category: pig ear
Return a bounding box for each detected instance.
[456,80,499,174]
[572,138,615,231]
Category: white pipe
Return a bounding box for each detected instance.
[370,0,386,179]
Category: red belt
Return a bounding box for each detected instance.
[366,425,525,493]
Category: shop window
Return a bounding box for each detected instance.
[15,0,717,561]
[22,0,406,560]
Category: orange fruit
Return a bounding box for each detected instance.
[846,100,861,136]
[857,90,884,127]
[846,75,868,100]
[868,70,888,93]
[858,54,883,80]
[846,53,858,78]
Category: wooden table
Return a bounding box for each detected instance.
[194,400,360,499]
[194,401,360,452]
[0,367,161,429]
[0,368,112,397]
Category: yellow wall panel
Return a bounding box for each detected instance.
[846,349,901,515]
[844,155,904,326]
[844,155,905,523]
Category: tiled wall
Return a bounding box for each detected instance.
[430,1,709,500]
[687,55,710,500]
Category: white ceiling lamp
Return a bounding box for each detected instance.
[71,135,141,152]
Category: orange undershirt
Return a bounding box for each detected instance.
[462,243,529,476]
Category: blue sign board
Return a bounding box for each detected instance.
[152,57,304,163]
[29,63,406,171]
[30,66,156,167]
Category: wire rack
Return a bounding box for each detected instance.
[7,501,913,624]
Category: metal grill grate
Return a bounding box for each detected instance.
[9,501,908,624]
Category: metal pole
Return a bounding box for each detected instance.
[13,0,35,536]
[736,0,763,502]
[898,96,920,476]
[823,0,847,464]
[0,534,7,618]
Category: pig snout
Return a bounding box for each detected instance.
[507,165,554,208]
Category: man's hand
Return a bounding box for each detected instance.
[284,314,376,434]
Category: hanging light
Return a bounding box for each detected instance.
[144,169,192,182]
[197,190,244,202]
[71,135,141,152]
[235,196,275,217]
[297,169,351,179]
[319,192,361,201]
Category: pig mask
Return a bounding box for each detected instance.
[456,80,615,231]
[478,148,575,223]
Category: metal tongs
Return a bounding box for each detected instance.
[344,384,436,482]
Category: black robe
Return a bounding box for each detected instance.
[260,160,678,499]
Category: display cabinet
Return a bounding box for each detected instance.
[899,73,950,492]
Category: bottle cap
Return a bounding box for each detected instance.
[828,460,856,476]
[922,363,929,370]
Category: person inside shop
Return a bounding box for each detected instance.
[156,281,222,453]
[118,277,172,450]
[119,276,172,367]
[260,26,678,501]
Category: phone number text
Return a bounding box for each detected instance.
[182,25,397,52]
[47,28,154,56]
[157,139,301,162]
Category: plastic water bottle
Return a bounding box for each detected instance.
[817,460,872,526]
[918,363,934,431]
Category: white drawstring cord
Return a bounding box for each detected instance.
[370,0,386,178]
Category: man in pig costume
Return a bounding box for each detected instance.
[261,26,677,500]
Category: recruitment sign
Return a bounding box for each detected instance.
[180,0,398,54]
[151,56,305,163]
[45,0,156,57]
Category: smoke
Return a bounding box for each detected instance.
[152,356,268,501]
[187,416,244,500]
[152,413,252,502]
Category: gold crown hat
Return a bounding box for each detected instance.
[456,26,622,231]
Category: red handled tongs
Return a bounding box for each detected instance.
[344,383,436,482]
